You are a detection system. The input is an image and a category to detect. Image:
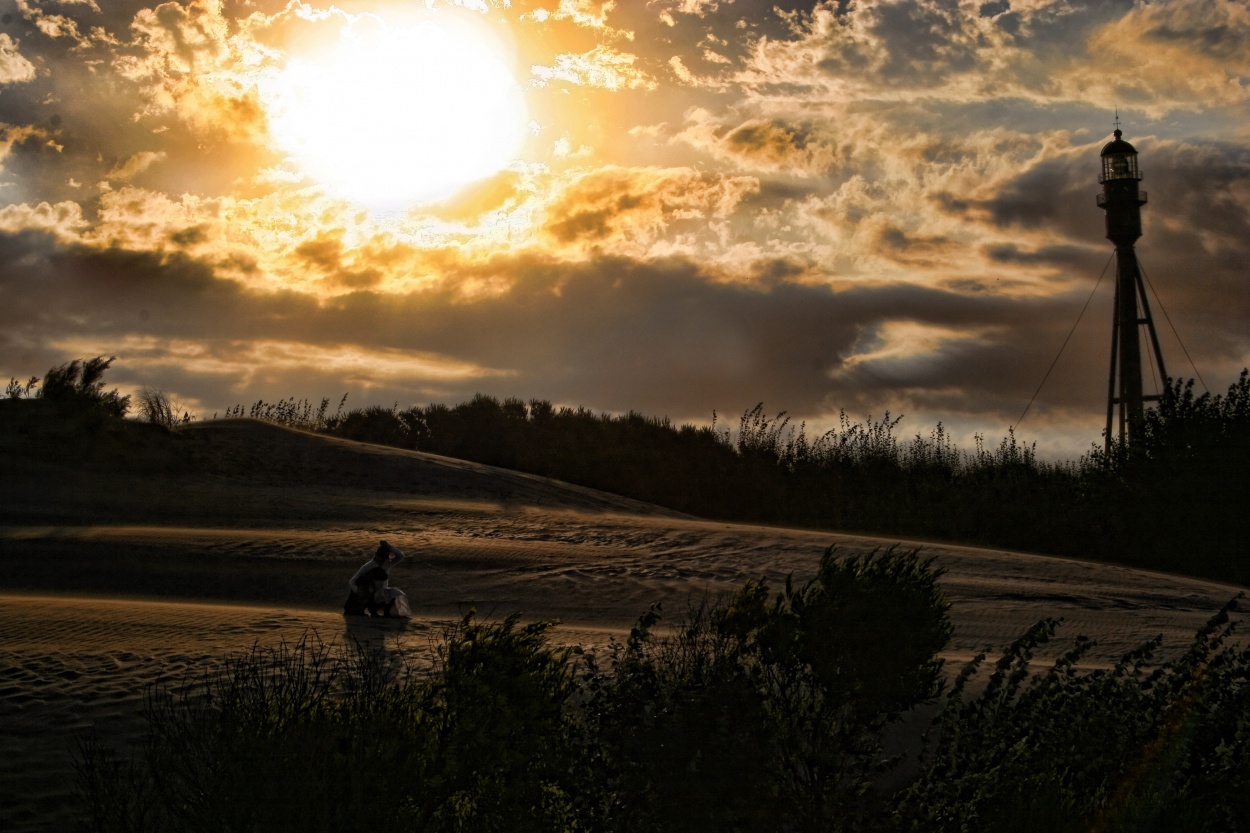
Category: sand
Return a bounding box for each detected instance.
[1,415,1244,831]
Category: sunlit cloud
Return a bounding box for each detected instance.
[541,165,758,257]
[840,321,986,371]
[52,334,510,387]
[532,45,655,91]
[0,33,37,83]
[0,200,86,238]
[105,150,167,181]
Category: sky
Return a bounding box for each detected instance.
[1,0,1248,458]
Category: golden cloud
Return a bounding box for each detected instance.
[105,150,167,181]
[674,109,841,176]
[0,33,37,84]
[542,165,758,253]
[1082,0,1250,112]
[49,334,512,403]
[14,0,94,45]
[108,0,277,146]
[840,320,987,370]
[532,44,656,90]
[0,200,87,239]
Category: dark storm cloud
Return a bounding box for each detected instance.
[983,242,1092,270]
[1125,140,1250,373]
[0,228,297,341]
[975,153,1101,243]
[0,226,1131,429]
[869,225,954,265]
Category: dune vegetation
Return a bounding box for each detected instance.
[222,371,1248,588]
[8,357,1249,586]
[74,549,1249,833]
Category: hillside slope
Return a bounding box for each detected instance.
[1,402,682,526]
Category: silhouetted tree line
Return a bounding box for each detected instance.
[12,358,1248,586]
[76,550,1250,832]
[267,372,1247,587]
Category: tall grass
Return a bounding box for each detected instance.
[219,393,349,431]
[75,554,1250,833]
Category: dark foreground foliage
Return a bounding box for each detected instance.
[76,551,1250,833]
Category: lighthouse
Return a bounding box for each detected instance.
[1097,123,1167,450]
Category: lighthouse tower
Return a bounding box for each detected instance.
[1097,123,1167,449]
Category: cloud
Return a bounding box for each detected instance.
[12,0,96,46]
[865,221,955,267]
[674,108,840,176]
[1084,0,1250,112]
[0,200,87,238]
[111,0,270,140]
[549,0,619,31]
[0,225,1145,435]
[0,33,37,83]
[532,44,656,90]
[58,334,511,397]
[105,150,166,180]
[541,166,758,254]
[727,0,1250,114]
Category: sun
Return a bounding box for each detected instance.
[262,16,526,210]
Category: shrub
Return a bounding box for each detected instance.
[37,355,130,418]
[74,569,1249,832]
[5,375,39,398]
[74,617,585,833]
[325,404,410,448]
[135,388,192,429]
[581,602,783,833]
[583,546,952,833]
[418,613,582,833]
[894,596,1250,833]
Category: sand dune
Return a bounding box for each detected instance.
[1,415,1245,831]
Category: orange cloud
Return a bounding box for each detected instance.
[542,166,758,253]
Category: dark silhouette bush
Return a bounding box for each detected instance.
[582,547,951,833]
[894,596,1250,833]
[75,617,585,833]
[37,356,130,420]
[328,404,409,448]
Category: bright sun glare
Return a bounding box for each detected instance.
[262,17,526,210]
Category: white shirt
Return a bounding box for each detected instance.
[348,546,406,592]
